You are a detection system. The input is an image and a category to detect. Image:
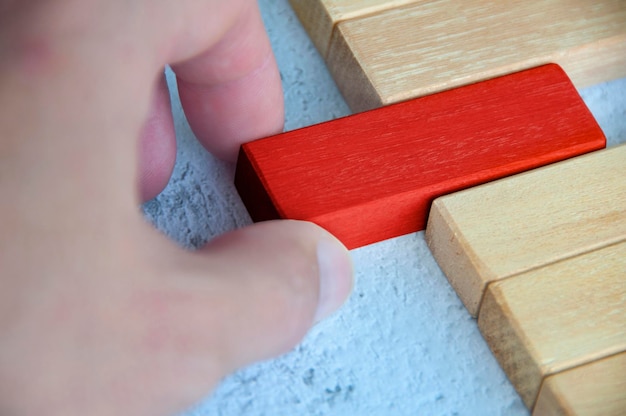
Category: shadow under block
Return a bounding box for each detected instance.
[287,0,420,57]
[321,0,626,111]
[235,65,605,250]
[533,352,626,416]
[478,242,626,409]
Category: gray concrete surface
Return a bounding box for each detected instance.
[141,1,626,414]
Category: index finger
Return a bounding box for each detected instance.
[171,1,284,162]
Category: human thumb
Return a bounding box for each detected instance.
[183,220,353,375]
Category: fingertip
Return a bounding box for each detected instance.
[176,52,284,162]
[196,220,353,366]
[172,0,284,162]
[314,238,354,323]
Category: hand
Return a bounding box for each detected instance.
[0,1,353,415]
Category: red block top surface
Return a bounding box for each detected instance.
[236,64,605,248]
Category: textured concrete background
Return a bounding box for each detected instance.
[141,1,626,415]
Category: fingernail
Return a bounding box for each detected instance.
[314,239,354,323]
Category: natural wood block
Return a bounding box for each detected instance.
[533,352,626,416]
[235,65,605,249]
[288,0,419,57]
[425,144,626,316]
[326,0,626,111]
[478,242,626,408]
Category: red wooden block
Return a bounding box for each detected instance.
[235,64,606,249]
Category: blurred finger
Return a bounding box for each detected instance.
[171,0,284,161]
[138,72,176,202]
[139,220,353,388]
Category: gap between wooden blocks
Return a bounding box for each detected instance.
[425,145,626,412]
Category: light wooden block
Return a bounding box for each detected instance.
[478,242,626,408]
[288,0,420,57]
[425,144,626,316]
[533,352,626,416]
[325,0,626,111]
[235,65,605,249]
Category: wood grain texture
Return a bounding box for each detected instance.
[288,0,420,57]
[477,242,626,408]
[235,65,605,249]
[425,144,626,316]
[326,0,626,111]
[533,352,626,416]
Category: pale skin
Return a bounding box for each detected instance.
[0,1,354,415]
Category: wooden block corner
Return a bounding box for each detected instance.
[288,0,421,58]
[425,199,493,315]
[478,242,626,408]
[426,145,626,317]
[533,352,626,416]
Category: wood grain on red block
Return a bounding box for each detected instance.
[235,64,605,249]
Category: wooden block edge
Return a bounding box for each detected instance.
[532,351,626,416]
[288,0,334,57]
[327,22,383,112]
[478,241,626,410]
[559,33,626,90]
[426,198,497,317]
[234,146,282,222]
[533,375,574,416]
[478,283,544,408]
